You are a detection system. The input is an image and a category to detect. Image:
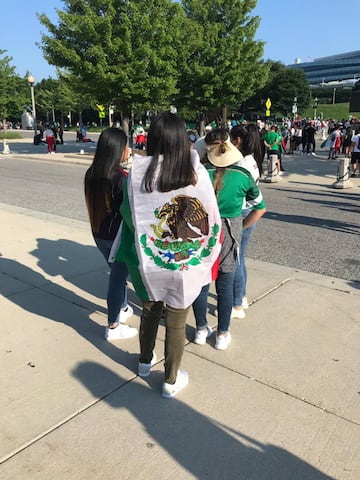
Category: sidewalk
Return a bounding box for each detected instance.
[0,139,359,479]
[0,134,96,166]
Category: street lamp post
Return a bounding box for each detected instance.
[292,96,297,121]
[27,74,37,142]
[313,97,318,119]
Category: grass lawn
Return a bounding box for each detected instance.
[302,102,359,121]
[0,131,23,140]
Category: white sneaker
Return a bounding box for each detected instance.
[117,305,133,323]
[311,152,317,156]
[162,370,189,398]
[231,307,246,319]
[194,326,212,345]
[242,297,249,309]
[105,323,138,341]
[215,332,232,350]
[138,352,157,377]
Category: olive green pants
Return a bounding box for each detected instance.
[140,301,190,384]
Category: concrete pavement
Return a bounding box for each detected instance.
[0,135,359,479]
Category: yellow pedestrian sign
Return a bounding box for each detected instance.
[265,98,271,117]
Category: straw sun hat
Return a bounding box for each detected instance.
[194,134,243,167]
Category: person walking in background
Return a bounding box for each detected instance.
[305,121,316,156]
[58,124,64,144]
[321,120,327,140]
[84,127,137,341]
[342,126,352,158]
[350,128,360,177]
[327,128,338,160]
[44,124,55,154]
[229,124,265,319]
[112,112,221,398]
[192,128,266,350]
[334,125,342,158]
[275,125,286,171]
[294,124,302,153]
[328,126,341,160]
[262,125,282,175]
[289,124,297,154]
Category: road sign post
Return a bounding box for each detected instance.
[265,98,271,118]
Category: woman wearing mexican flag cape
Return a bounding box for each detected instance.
[111,112,221,398]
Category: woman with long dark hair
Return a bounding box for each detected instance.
[84,127,137,341]
[112,112,221,398]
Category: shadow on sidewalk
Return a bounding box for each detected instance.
[0,257,138,368]
[264,211,360,235]
[270,187,360,213]
[72,361,334,480]
[30,238,112,298]
[29,237,143,315]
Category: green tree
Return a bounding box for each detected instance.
[0,51,29,123]
[36,78,61,123]
[254,61,310,117]
[38,0,189,132]
[177,0,269,121]
[36,73,91,125]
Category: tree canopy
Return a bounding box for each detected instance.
[178,0,269,119]
[38,0,268,126]
[242,61,311,117]
[0,51,29,122]
[38,0,190,129]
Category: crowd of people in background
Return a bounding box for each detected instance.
[189,115,360,178]
[34,121,64,151]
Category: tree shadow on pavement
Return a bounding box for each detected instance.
[72,360,335,480]
[29,237,143,315]
[0,257,139,368]
[30,238,110,298]
[264,211,360,236]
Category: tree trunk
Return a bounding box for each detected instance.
[222,105,228,128]
[120,105,130,135]
[122,116,129,136]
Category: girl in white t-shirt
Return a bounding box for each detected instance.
[230,124,264,319]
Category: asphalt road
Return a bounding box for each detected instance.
[0,155,359,283]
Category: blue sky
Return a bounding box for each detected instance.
[1,0,356,81]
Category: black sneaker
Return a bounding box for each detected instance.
[350,173,356,178]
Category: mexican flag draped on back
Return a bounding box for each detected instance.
[110,151,221,309]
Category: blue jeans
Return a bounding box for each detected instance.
[192,270,235,334]
[328,147,335,159]
[233,222,256,306]
[94,237,128,325]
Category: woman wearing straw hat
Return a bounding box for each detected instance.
[193,128,266,350]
